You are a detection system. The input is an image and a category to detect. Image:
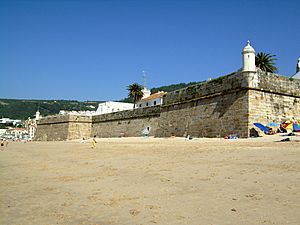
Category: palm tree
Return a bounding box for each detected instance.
[255,52,278,73]
[127,83,144,108]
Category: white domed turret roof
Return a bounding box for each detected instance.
[243,40,255,53]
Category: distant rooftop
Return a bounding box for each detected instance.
[139,91,166,102]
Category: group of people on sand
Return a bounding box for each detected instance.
[1,138,9,149]
[265,120,300,135]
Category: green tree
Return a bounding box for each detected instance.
[127,83,144,108]
[255,52,278,73]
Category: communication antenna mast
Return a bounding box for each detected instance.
[142,70,147,88]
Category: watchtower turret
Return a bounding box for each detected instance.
[242,40,256,72]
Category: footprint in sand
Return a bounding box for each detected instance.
[129,209,140,216]
[145,205,160,210]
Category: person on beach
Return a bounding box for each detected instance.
[91,135,97,149]
[5,139,8,147]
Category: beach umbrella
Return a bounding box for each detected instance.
[284,123,293,131]
[266,122,280,127]
[254,123,269,134]
[293,123,300,132]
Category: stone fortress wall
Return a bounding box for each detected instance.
[35,115,92,141]
[91,106,161,138]
[35,72,300,141]
[156,72,250,138]
[248,72,300,127]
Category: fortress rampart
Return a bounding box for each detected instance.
[35,72,300,141]
[247,72,300,130]
[92,106,161,138]
[35,115,92,141]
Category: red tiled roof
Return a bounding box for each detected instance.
[139,91,166,102]
[9,128,27,131]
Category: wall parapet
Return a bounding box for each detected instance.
[248,72,300,97]
[37,115,92,125]
[163,72,244,105]
[162,72,300,106]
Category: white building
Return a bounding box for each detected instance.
[291,58,300,79]
[24,110,41,139]
[0,118,22,126]
[95,101,134,115]
[136,91,166,108]
[7,128,28,139]
[0,129,6,136]
[141,87,151,99]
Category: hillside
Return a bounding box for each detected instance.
[0,99,103,120]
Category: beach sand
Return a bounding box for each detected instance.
[1,135,300,225]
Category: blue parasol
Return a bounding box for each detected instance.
[254,123,270,134]
[266,122,280,127]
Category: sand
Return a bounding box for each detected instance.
[0,135,300,225]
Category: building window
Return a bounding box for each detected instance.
[154,101,156,105]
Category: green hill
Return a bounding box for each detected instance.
[0,99,103,120]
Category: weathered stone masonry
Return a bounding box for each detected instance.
[92,106,161,138]
[35,115,92,141]
[35,72,300,141]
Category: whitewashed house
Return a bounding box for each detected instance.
[95,101,134,115]
[0,118,22,126]
[25,110,41,139]
[7,128,28,139]
[136,91,166,108]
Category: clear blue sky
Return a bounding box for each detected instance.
[1,0,299,101]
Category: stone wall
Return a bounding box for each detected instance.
[35,72,300,140]
[157,72,250,138]
[92,106,160,137]
[250,71,300,96]
[247,72,300,131]
[163,72,246,106]
[35,115,92,141]
[157,90,249,138]
[67,116,92,140]
[157,72,300,138]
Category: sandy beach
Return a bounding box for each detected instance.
[1,135,300,225]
